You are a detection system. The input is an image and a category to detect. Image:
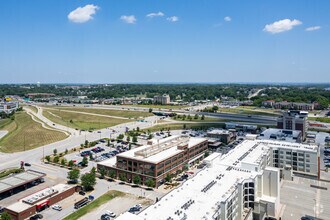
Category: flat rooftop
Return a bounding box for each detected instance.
[113,135,207,164]
[137,161,257,220]
[6,184,74,213]
[207,129,231,135]
[257,139,318,152]
[117,139,318,220]
[259,128,301,143]
[0,170,45,194]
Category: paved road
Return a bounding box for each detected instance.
[0,112,161,171]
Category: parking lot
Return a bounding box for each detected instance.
[80,193,152,220]
[63,140,140,166]
[280,176,330,220]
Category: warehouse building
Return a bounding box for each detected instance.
[97,135,208,187]
[116,139,319,220]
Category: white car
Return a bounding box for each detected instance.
[52,204,62,211]
[104,210,116,218]
[135,204,142,209]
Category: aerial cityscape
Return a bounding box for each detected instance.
[1,1,330,220]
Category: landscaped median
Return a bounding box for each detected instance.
[0,168,23,179]
[63,190,125,220]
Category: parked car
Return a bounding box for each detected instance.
[79,191,86,196]
[104,210,116,218]
[101,214,111,220]
[24,162,32,166]
[29,214,43,220]
[51,204,62,211]
[301,217,313,220]
[134,204,142,209]
[128,207,140,213]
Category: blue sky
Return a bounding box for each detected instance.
[0,0,329,83]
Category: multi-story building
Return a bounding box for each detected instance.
[153,94,170,105]
[277,110,308,139]
[97,136,208,187]
[0,102,19,114]
[272,101,314,110]
[116,138,319,220]
[207,129,236,144]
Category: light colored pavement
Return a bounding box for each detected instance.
[0,130,8,140]
[43,178,165,220]
[24,107,70,135]
[280,176,330,220]
[79,194,152,220]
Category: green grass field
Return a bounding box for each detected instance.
[308,117,330,123]
[0,168,23,179]
[0,111,68,152]
[51,107,152,119]
[25,105,38,114]
[43,109,132,131]
[63,190,124,220]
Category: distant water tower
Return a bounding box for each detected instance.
[37,81,40,87]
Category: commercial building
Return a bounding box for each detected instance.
[97,135,208,187]
[153,94,171,105]
[225,123,257,133]
[0,102,19,114]
[207,129,236,144]
[277,110,308,139]
[4,184,76,220]
[117,138,319,220]
[259,128,302,143]
[276,101,314,110]
[0,170,45,199]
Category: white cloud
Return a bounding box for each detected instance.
[263,19,302,34]
[305,26,321,31]
[146,12,165,18]
[68,4,99,23]
[167,16,179,22]
[224,16,231,22]
[120,15,137,24]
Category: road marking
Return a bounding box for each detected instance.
[33,163,59,172]
[46,175,57,180]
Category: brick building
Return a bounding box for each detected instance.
[97,135,208,187]
[277,110,308,140]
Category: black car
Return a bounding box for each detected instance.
[101,214,111,220]
[25,163,32,166]
[79,191,86,196]
[29,214,43,220]
[128,207,140,213]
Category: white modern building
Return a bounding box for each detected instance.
[117,139,319,220]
